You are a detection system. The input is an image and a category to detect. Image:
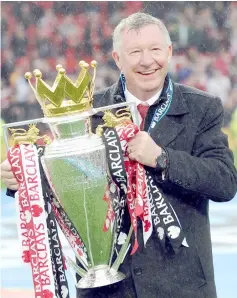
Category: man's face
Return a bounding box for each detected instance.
[112,24,172,101]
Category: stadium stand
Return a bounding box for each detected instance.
[1,1,237,140]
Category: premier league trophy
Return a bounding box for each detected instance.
[4,61,136,296]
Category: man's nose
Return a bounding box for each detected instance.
[139,51,154,66]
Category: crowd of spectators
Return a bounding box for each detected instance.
[1,1,237,127]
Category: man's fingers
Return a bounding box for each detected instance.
[4,179,19,189]
[128,132,149,147]
[128,152,136,161]
[127,145,136,154]
[128,138,138,147]
[4,176,18,183]
[128,139,135,147]
[1,170,16,179]
[1,159,19,190]
[1,159,12,171]
[1,178,19,190]
[7,183,19,190]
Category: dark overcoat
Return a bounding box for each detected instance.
[76,79,237,298]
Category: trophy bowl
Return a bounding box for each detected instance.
[41,113,126,288]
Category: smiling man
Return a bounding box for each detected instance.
[85,12,237,298]
[112,22,172,101]
[1,12,237,298]
[111,17,173,169]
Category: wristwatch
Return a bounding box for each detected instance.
[155,147,168,172]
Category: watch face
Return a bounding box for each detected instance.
[160,158,167,169]
[156,150,167,170]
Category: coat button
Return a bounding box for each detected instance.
[133,267,142,276]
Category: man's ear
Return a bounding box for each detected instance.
[112,50,122,70]
[168,44,172,63]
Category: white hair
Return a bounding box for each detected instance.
[113,12,172,52]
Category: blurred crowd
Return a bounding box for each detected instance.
[1,1,237,128]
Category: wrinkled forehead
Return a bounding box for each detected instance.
[120,24,167,49]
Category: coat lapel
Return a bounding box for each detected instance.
[104,80,126,105]
[99,79,190,147]
[149,115,185,147]
[94,80,125,116]
[148,83,190,147]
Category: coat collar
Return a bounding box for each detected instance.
[100,76,190,147]
[103,76,190,117]
[166,81,189,116]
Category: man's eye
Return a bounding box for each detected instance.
[152,48,160,51]
[131,50,140,54]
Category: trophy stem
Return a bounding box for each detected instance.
[87,116,92,136]
[75,250,89,271]
[51,118,87,139]
[110,226,133,272]
[67,257,87,277]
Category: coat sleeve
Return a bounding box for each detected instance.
[159,97,237,202]
[6,188,17,198]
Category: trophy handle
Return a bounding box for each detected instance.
[110,225,133,273]
[93,102,139,127]
[67,257,87,278]
[2,118,45,150]
[2,102,138,150]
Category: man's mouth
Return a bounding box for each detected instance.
[137,69,158,76]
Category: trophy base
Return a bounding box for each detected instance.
[77,265,126,288]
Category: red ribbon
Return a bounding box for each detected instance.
[50,201,88,263]
[102,184,115,232]
[8,145,55,298]
[116,123,151,254]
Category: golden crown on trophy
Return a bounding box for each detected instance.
[24,60,97,117]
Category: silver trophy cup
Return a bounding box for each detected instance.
[2,60,138,290]
[40,110,134,289]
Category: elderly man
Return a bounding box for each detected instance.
[1,12,237,298]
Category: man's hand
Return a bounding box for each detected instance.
[1,159,19,190]
[127,131,162,167]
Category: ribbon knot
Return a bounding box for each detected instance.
[137,103,149,130]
